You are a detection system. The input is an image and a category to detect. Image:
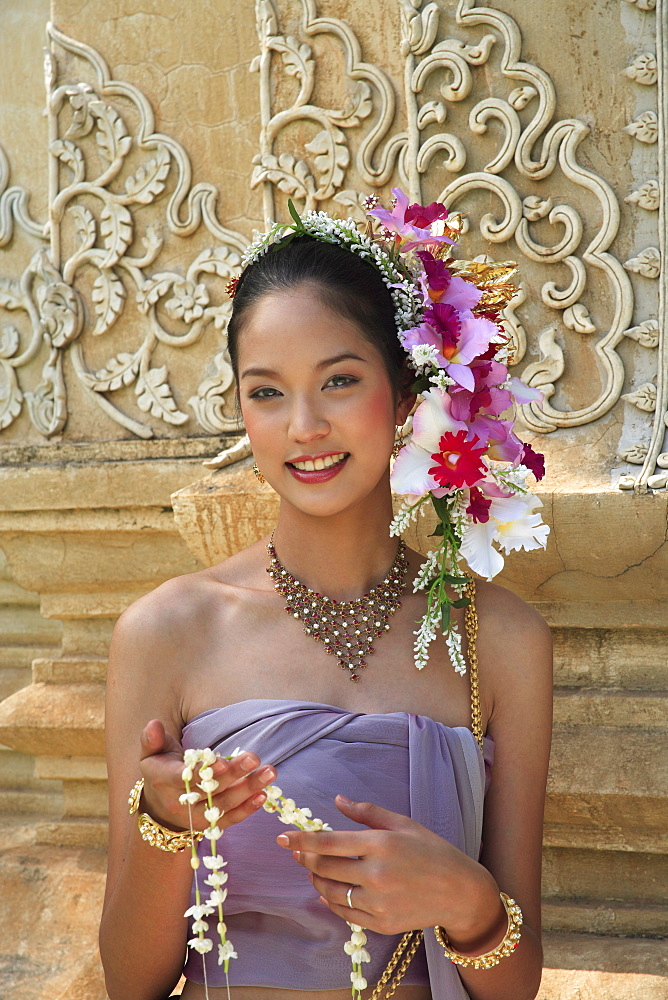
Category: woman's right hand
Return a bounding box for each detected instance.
[138,718,276,832]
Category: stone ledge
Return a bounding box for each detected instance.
[542,899,668,937]
[0,682,105,756]
[543,822,667,855]
[553,688,668,728]
[37,817,109,849]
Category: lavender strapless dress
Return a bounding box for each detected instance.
[181,699,493,997]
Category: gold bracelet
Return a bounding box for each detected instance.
[128,777,204,853]
[434,892,523,970]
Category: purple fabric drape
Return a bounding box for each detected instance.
[181,699,493,997]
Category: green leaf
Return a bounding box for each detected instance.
[441,604,451,631]
[429,524,444,537]
[287,199,303,229]
[452,597,471,609]
[442,573,468,585]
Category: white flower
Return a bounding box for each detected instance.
[179,791,200,806]
[350,930,367,946]
[203,854,226,869]
[199,766,214,781]
[205,871,229,888]
[199,778,219,795]
[460,494,549,580]
[410,343,440,371]
[203,825,222,840]
[207,888,228,906]
[188,936,213,954]
[352,947,371,963]
[181,766,194,782]
[264,784,283,802]
[351,975,368,990]
[191,918,209,934]
[183,749,200,768]
[218,940,238,964]
[184,903,215,920]
[216,921,227,935]
[204,806,222,824]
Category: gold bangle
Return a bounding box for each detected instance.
[434,892,523,970]
[128,777,204,852]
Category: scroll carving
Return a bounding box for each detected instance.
[252,0,648,444]
[0,24,247,440]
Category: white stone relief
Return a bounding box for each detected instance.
[0,24,247,440]
[622,382,657,412]
[624,247,661,278]
[253,0,649,445]
[623,110,659,143]
[622,0,656,9]
[623,52,658,84]
[625,180,660,211]
[623,320,660,349]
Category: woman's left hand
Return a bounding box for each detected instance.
[276,794,501,939]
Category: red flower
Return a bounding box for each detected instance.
[416,250,451,301]
[428,431,487,489]
[466,487,492,523]
[521,443,546,481]
[423,302,461,356]
[405,201,449,230]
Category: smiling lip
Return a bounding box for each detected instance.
[286,452,349,484]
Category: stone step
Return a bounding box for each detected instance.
[543,898,668,937]
[553,687,668,728]
[539,931,668,1000]
[543,846,667,904]
[546,724,667,852]
[552,627,668,689]
[0,787,62,817]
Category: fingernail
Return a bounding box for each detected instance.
[259,767,275,781]
[240,755,257,771]
[252,792,266,806]
[337,793,352,804]
[276,834,289,846]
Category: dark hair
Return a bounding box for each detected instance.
[227,235,407,391]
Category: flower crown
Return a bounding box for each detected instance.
[235,189,549,674]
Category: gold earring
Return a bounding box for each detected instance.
[392,437,402,460]
[253,463,266,484]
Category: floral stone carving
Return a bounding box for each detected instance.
[0,24,248,441]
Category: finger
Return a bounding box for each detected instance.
[210,765,277,814]
[335,795,416,833]
[276,828,371,856]
[319,895,370,927]
[217,789,269,828]
[294,850,362,884]
[311,872,367,912]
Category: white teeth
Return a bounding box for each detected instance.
[292,452,346,472]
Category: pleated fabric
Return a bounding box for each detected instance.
[181,699,493,996]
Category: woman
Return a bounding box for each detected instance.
[99,194,553,1000]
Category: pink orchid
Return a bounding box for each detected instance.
[417,251,482,311]
[391,389,469,497]
[449,359,511,422]
[368,188,455,251]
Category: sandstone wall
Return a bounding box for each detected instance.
[0,2,665,998]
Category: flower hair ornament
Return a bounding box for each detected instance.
[237,190,549,675]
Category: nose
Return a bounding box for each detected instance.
[287,393,330,444]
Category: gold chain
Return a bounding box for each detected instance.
[463,579,484,753]
[368,929,424,1000]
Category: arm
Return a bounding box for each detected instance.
[100,582,275,1000]
[280,587,552,1000]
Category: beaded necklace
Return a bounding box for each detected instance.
[267,538,408,682]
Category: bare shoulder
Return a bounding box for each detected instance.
[473,579,553,720]
[111,539,269,659]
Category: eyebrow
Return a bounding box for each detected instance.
[240,352,368,380]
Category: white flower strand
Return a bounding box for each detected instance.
[181,747,236,1000]
[389,496,428,537]
[183,754,370,1000]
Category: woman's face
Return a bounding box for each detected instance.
[237,285,412,519]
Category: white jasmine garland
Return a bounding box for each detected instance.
[182,755,369,1000]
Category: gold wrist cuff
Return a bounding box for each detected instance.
[128,776,204,853]
[434,892,523,970]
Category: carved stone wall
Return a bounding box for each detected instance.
[0,3,666,998]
